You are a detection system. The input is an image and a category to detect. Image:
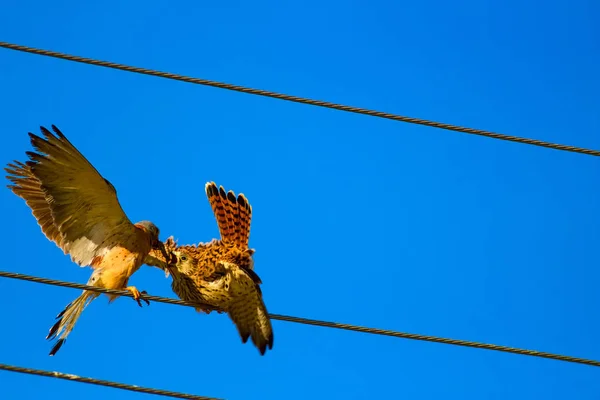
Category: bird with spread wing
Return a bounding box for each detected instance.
[146,182,274,355]
[5,125,168,356]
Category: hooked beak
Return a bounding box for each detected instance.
[152,240,171,275]
[152,240,168,258]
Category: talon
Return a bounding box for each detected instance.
[140,290,150,306]
[125,286,149,307]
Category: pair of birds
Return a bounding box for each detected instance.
[5,125,274,356]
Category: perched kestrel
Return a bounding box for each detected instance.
[146,182,274,355]
[5,125,168,356]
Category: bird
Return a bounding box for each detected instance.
[146,182,274,355]
[5,124,169,356]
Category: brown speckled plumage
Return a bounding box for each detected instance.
[146,182,273,355]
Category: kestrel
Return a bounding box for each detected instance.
[5,125,168,356]
[146,182,274,355]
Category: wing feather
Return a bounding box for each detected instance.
[12,125,135,267]
[5,161,64,248]
[228,268,273,355]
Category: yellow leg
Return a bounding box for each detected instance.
[125,286,150,307]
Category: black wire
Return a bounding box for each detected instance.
[1,270,599,368]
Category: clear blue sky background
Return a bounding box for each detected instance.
[0,1,599,399]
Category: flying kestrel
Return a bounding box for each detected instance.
[5,125,168,356]
[146,182,274,355]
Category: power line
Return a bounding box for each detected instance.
[2,270,598,368]
[0,362,222,400]
[1,41,598,157]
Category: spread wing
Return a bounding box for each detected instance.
[7,125,135,267]
[5,160,64,249]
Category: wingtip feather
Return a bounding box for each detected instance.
[48,339,65,356]
[51,125,66,139]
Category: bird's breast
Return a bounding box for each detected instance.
[95,243,149,289]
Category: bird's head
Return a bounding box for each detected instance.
[135,220,160,244]
[166,250,196,277]
[134,221,168,259]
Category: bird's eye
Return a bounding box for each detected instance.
[180,255,188,262]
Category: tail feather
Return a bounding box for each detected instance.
[228,289,274,356]
[205,182,252,248]
[46,290,98,356]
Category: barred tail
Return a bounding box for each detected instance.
[205,181,252,248]
[46,290,98,356]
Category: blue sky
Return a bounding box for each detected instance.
[1,0,599,399]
